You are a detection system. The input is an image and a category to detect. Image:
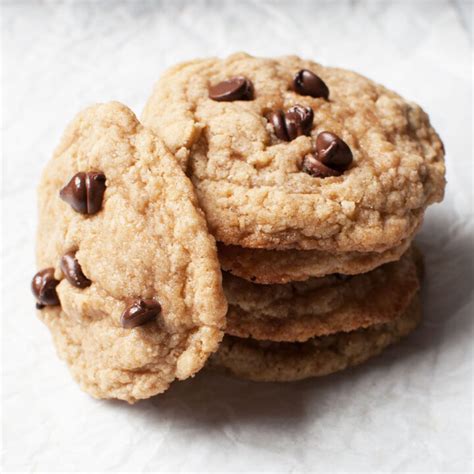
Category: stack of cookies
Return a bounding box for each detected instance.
[32,54,445,403]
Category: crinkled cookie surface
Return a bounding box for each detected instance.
[142,53,445,251]
[36,102,227,403]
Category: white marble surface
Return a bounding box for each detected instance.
[2,1,472,472]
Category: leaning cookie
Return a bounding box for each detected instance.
[142,53,445,254]
[223,246,421,342]
[210,294,421,382]
[33,102,227,403]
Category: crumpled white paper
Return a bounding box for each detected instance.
[2,1,472,472]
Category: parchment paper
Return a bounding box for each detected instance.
[2,1,472,472]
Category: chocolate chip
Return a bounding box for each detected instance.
[293,69,329,99]
[60,251,91,288]
[60,173,87,213]
[121,299,161,329]
[302,132,353,178]
[284,105,314,140]
[269,110,289,141]
[268,105,314,141]
[209,76,254,101]
[59,172,106,215]
[32,268,60,307]
[316,132,353,171]
[302,154,342,178]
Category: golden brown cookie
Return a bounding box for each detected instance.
[218,236,413,284]
[33,102,227,403]
[142,53,445,252]
[223,247,421,342]
[210,294,421,382]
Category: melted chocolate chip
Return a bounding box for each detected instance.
[121,299,161,329]
[293,69,329,99]
[60,251,91,288]
[209,76,254,101]
[59,172,106,215]
[32,268,60,307]
[285,105,314,140]
[269,105,314,141]
[316,132,353,171]
[269,110,289,141]
[302,154,342,178]
[60,173,87,213]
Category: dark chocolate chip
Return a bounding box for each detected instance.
[60,251,91,288]
[32,268,60,307]
[284,105,314,140]
[302,154,342,178]
[316,132,353,171]
[268,105,314,141]
[59,171,106,215]
[293,69,329,99]
[209,76,254,101]
[121,299,161,329]
[86,172,107,214]
[60,172,87,213]
[269,110,289,141]
[335,273,352,281]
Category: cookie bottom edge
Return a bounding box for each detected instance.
[209,292,421,382]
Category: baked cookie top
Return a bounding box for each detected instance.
[142,53,445,252]
[33,102,227,402]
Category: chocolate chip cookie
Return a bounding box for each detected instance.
[210,294,421,382]
[218,236,412,284]
[33,102,227,402]
[223,246,421,342]
[142,53,445,254]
